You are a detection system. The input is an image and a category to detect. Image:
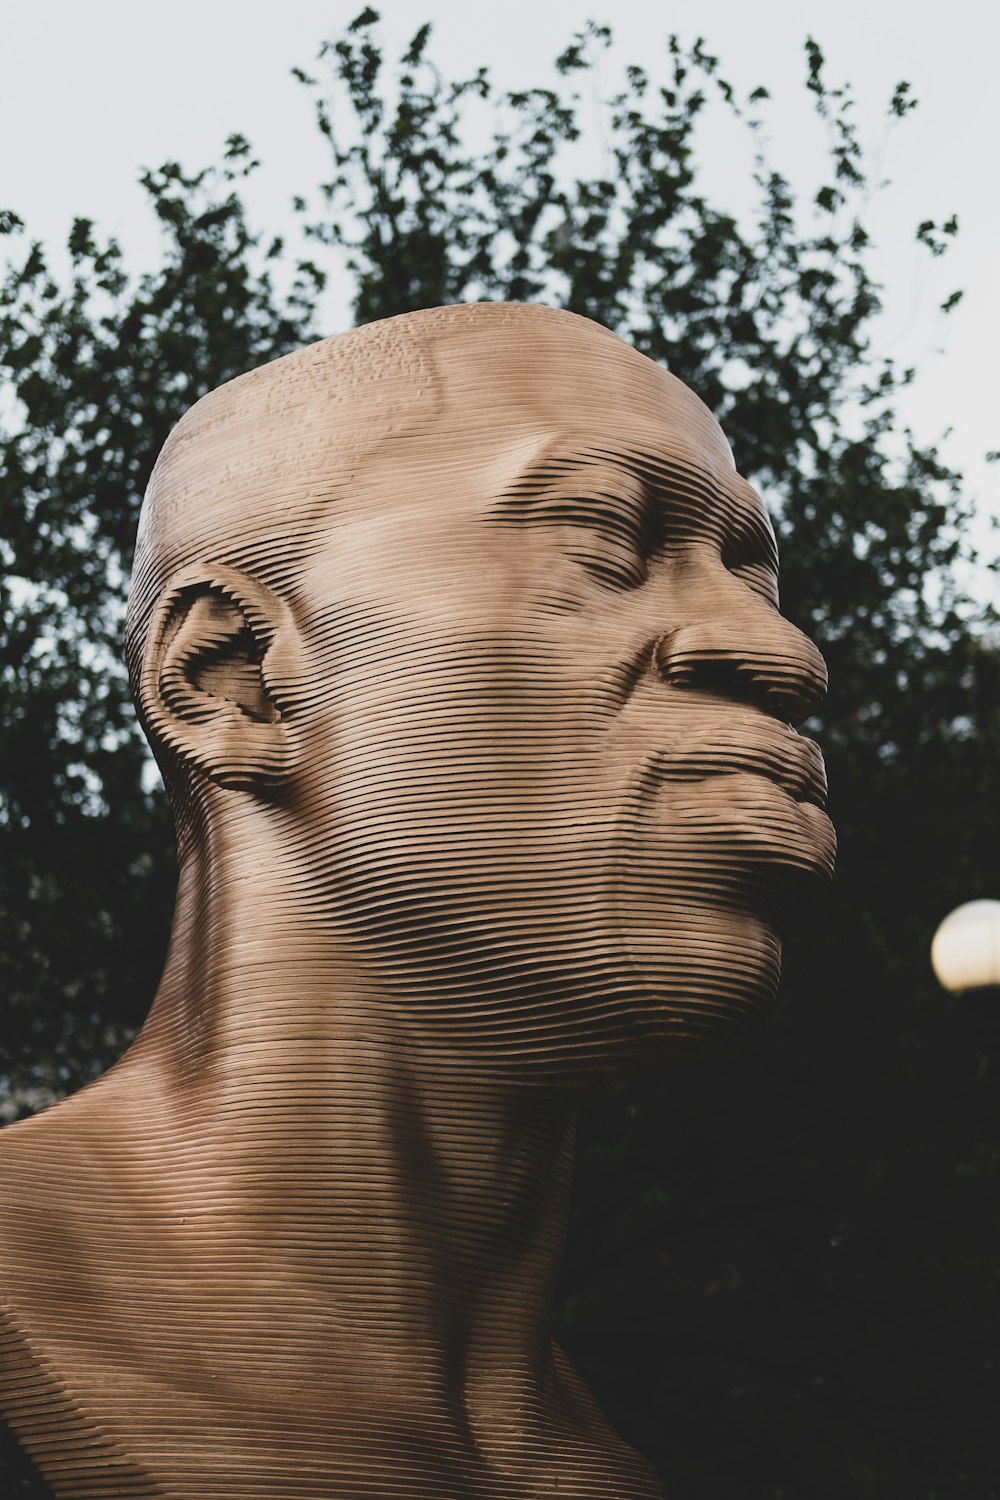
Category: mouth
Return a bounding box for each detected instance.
[650,727,829,811]
[632,727,836,886]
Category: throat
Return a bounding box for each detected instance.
[119,1030,579,1413]
[5,1019,665,1496]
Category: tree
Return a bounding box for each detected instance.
[2,12,997,1495]
[0,141,323,1108]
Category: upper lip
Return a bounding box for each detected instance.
[653,728,828,810]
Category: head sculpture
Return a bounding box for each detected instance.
[0,303,834,1499]
[126,301,832,1079]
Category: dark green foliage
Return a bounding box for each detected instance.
[0,141,322,1103]
[2,13,997,1495]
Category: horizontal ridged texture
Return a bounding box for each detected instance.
[0,303,834,1498]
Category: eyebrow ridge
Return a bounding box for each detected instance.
[489,444,777,572]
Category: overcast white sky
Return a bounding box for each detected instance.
[2,0,997,539]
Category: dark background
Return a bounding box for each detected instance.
[2,13,998,1496]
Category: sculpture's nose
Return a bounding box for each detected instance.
[655,611,827,727]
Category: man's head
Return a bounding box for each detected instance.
[127,303,834,1080]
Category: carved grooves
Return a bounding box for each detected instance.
[0,303,833,1498]
[0,1306,163,1499]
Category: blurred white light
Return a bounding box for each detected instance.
[931,900,1000,994]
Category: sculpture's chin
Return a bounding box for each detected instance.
[603,764,834,1066]
[617,906,782,1056]
[585,778,835,1073]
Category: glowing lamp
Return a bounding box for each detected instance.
[931,900,1000,995]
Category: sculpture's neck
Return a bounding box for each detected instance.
[84,828,661,1495]
[155,1032,578,1410]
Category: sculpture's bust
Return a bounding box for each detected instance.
[0,303,833,1498]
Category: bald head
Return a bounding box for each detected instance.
[117,298,829,1070]
[124,303,730,693]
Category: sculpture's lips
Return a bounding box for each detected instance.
[638,728,836,881]
[652,730,828,811]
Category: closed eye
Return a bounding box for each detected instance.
[488,453,653,590]
[553,500,649,590]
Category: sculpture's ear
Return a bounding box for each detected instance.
[139,565,301,793]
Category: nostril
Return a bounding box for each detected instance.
[657,648,761,708]
[655,625,827,723]
[692,661,759,706]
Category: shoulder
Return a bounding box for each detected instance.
[0,1110,100,1487]
[0,1111,48,1272]
[0,1106,64,1253]
[0,1068,165,1328]
[0,1102,95,1340]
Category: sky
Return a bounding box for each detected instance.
[2,0,997,544]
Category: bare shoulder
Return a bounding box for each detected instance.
[0,1115,151,1500]
[0,1097,77,1208]
[0,1098,97,1318]
[0,1112,57,1404]
[0,1098,108,1428]
[0,1105,56,1245]
[0,1062,170,1314]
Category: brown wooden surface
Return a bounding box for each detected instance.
[0,303,833,1498]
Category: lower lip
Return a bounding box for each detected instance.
[646,771,836,873]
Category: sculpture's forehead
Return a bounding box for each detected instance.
[152,324,734,505]
[424,315,728,451]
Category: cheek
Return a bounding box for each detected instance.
[288,630,637,958]
[308,710,623,865]
[298,612,622,803]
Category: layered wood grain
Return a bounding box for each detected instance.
[0,303,834,1498]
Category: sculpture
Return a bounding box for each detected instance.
[0,303,834,1498]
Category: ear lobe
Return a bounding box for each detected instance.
[140,565,300,793]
